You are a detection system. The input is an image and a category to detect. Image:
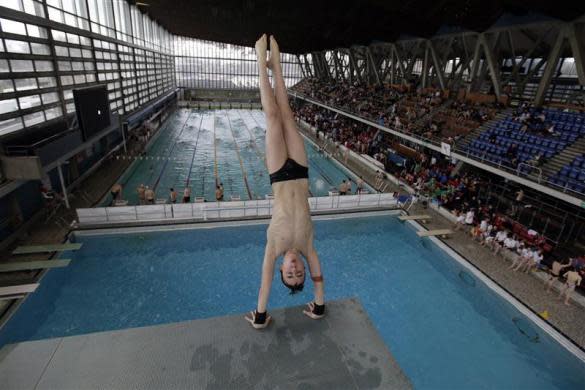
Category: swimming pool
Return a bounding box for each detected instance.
[1,213,583,389]
[111,109,367,204]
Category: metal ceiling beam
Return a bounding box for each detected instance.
[427,40,445,89]
[535,30,565,106]
[567,23,585,85]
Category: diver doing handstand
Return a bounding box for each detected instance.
[245,34,325,329]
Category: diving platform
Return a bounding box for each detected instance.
[12,243,82,255]
[0,283,39,297]
[0,298,411,389]
[417,229,453,238]
[399,214,432,222]
[0,259,71,273]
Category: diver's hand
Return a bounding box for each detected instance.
[245,310,271,329]
[303,302,325,320]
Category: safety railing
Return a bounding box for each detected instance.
[76,193,399,226]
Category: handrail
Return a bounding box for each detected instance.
[517,163,543,183]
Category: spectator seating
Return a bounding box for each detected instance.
[466,108,585,168]
[548,154,585,193]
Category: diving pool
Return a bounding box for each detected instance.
[1,214,584,389]
[111,108,366,204]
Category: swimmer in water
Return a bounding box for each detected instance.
[245,35,324,329]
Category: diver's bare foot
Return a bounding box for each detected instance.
[255,34,268,66]
[268,35,282,72]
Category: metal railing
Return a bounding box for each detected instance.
[76,193,398,226]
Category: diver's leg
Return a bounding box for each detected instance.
[256,34,287,173]
[269,36,308,167]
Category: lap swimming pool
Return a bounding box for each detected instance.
[110,108,366,204]
[1,213,584,389]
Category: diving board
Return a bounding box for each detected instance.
[399,214,431,222]
[0,298,412,389]
[0,259,71,272]
[0,283,39,296]
[417,229,453,238]
[12,243,82,254]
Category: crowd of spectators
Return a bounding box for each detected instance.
[291,77,585,302]
[513,102,560,137]
[293,101,382,156]
[292,78,501,144]
[394,152,583,302]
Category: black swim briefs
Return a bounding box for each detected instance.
[269,158,309,184]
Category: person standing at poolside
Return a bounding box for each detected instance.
[559,267,582,305]
[110,183,122,205]
[245,35,324,329]
[339,179,348,195]
[137,184,146,205]
[215,185,224,201]
[144,186,155,204]
[346,177,353,194]
[546,259,572,292]
[356,176,364,194]
[183,187,191,203]
[170,188,177,203]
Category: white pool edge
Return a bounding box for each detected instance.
[74,210,400,236]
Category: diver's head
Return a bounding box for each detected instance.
[280,249,305,294]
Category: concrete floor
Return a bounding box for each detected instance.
[0,299,411,390]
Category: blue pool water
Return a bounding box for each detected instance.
[111,109,366,204]
[1,215,584,389]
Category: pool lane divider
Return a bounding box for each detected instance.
[235,110,264,160]
[185,113,205,189]
[152,110,194,193]
[226,112,253,200]
[213,112,219,187]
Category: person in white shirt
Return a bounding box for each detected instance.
[511,245,531,271]
[524,248,543,273]
[492,230,508,253]
[479,219,489,233]
[480,224,494,246]
[464,209,475,226]
[454,211,466,231]
[504,236,517,254]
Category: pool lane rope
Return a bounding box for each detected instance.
[236,109,265,160]
[184,113,205,189]
[213,112,219,187]
[226,112,253,200]
[152,110,193,193]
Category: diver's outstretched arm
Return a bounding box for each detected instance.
[245,244,276,329]
[303,245,325,319]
